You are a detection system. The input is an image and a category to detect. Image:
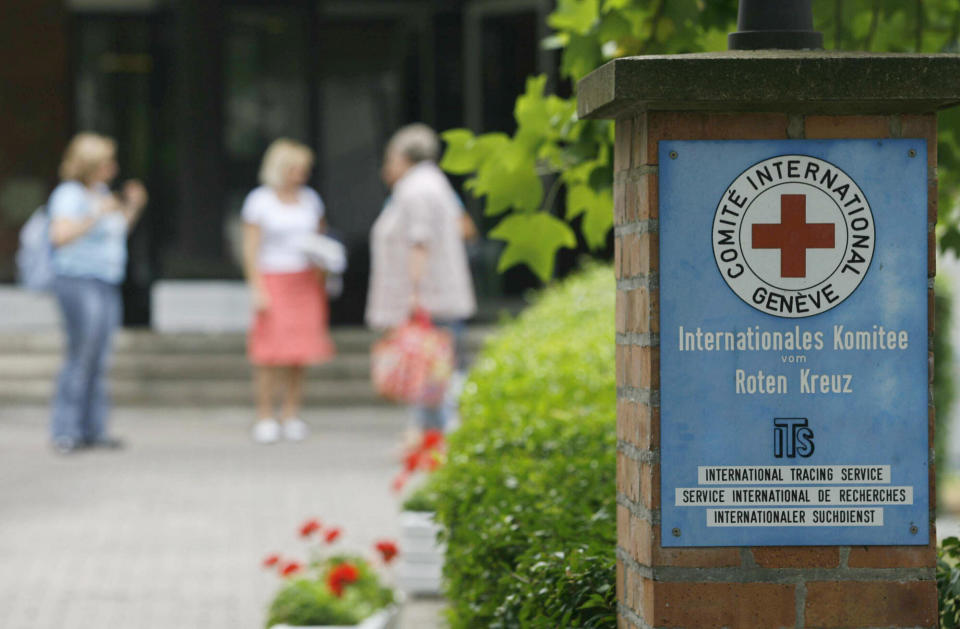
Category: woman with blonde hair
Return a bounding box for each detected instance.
[242,139,335,444]
[48,132,148,454]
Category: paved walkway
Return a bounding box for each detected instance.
[0,405,444,629]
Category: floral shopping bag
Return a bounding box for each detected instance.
[371,310,454,407]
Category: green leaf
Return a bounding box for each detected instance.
[440,129,479,174]
[566,182,597,220]
[467,139,543,216]
[561,34,603,82]
[440,130,510,175]
[597,10,633,43]
[515,76,578,149]
[514,75,553,144]
[942,225,960,257]
[566,183,613,249]
[548,0,601,36]
[662,0,702,30]
[560,158,596,186]
[536,142,566,172]
[489,213,577,281]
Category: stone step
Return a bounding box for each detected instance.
[0,377,392,407]
[0,327,492,355]
[0,325,492,406]
[0,353,373,380]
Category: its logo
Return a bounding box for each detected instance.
[773,418,814,458]
[712,155,875,318]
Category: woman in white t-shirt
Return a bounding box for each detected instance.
[241,139,335,444]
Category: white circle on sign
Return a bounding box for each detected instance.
[712,155,875,318]
[741,182,848,292]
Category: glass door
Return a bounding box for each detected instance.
[222,5,313,269]
[313,7,425,323]
[74,12,170,325]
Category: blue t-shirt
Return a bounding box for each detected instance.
[48,181,128,284]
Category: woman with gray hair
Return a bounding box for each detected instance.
[366,123,477,438]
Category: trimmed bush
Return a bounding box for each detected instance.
[940,537,960,627]
[935,275,955,493]
[432,264,616,628]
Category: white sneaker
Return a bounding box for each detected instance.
[253,419,280,444]
[282,418,309,442]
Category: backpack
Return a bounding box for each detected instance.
[15,206,55,292]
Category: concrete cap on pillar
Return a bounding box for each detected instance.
[577,51,960,120]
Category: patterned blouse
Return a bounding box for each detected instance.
[365,162,476,329]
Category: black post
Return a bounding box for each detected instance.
[728,0,823,51]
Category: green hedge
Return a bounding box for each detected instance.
[935,276,955,493]
[432,264,617,628]
[941,537,960,627]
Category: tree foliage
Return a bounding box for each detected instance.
[442,0,960,281]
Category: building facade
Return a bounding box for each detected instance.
[0,0,558,324]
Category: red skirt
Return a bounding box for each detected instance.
[248,270,335,366]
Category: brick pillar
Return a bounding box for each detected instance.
[581,53,960,628]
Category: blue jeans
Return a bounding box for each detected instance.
[51,276,121,444]
[415,319,465,432]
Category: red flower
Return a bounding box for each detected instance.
[403,451,420,472]
[374,540,399,564]
[327,562,360,597]
[299,518,321,538]
[421,429,444,450]
[391,471,409,492]
[279,560,303,578]
[324,527,342,544]
[262,553,281,568]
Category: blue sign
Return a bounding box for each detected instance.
[659,139,928,546]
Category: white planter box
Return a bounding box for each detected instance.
[397,511,445,596]
[271,602,400,629]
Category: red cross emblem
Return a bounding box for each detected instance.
[752,194,835,278]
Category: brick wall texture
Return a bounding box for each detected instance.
[614,112,938,629]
